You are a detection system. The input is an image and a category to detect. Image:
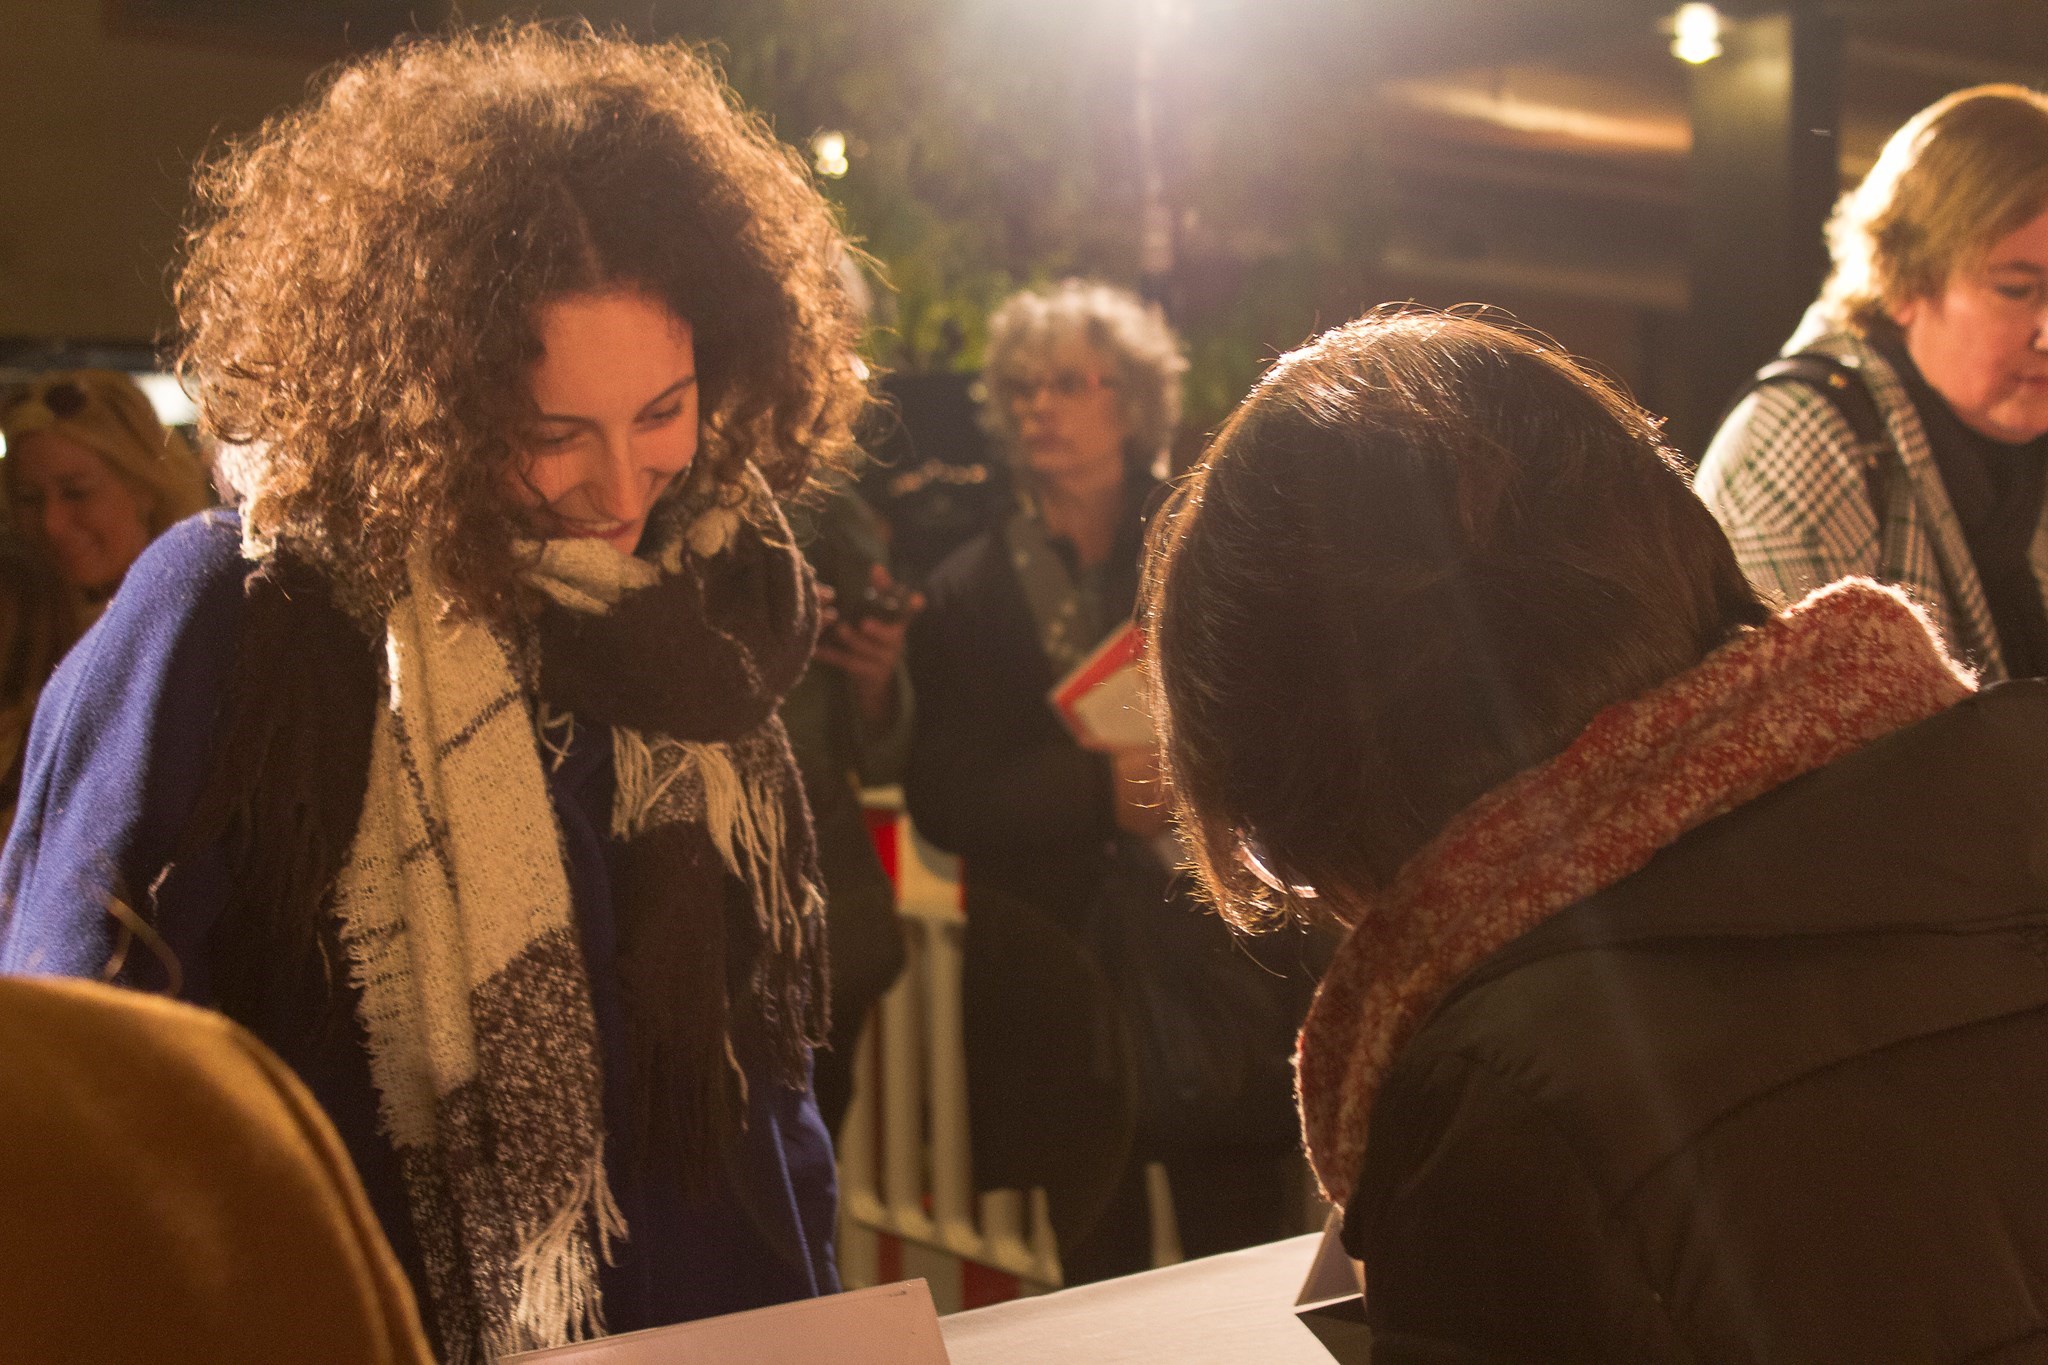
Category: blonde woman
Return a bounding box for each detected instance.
[3,370,210,613]
[0,371,210,806]
[1697,85,2048,680]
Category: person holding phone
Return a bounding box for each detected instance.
[783,478,921,1135]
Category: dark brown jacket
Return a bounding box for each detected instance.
[1352,680,2048,1363]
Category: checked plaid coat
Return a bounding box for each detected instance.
[1695,326,2048,684]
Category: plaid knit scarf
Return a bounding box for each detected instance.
[1296,579,1974,1210]
[332,472,823,1362]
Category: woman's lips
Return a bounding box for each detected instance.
[560,519,639,552]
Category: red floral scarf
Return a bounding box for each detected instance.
[1296,579,1975,1208]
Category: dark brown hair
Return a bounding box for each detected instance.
[1145,308,1770,931]
[177,23,866,622]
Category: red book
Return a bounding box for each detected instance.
[1048,622,1155,750]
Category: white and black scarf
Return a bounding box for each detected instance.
[331,471,825,1361]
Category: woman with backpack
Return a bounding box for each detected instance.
[1696,84,2048,680]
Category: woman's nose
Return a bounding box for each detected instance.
[594,434,663,519]
[576,437,628,514]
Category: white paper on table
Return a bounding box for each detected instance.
[502,1280,952,1364]
[1295,1210,1365,1307]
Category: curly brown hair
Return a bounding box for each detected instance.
[177,23,867,622]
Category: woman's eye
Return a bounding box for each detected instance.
[532,428,582,450]
[1992,282,2044,306]
[639,403,684,427]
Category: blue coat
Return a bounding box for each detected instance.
[0,510,839,1339]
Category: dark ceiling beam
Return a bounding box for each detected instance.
[1680,6,1845,456]
[1334,0,1685,75]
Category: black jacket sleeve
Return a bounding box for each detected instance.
[1351,1049,1687,1364]
[903,536,1115,862]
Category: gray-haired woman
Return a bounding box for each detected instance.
[1697,84,2048,680]
[905,280,1309,1284]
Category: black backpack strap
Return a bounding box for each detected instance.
[1725,351,1891,509]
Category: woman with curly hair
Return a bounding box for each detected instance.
[906,280,1308,1284]
[0,25,864,1361]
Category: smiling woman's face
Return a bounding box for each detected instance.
[509,289,699,554]
[8,430,153,594]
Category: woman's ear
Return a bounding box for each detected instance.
[1887,293,1924,329]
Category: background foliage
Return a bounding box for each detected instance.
[669,0,1394,440]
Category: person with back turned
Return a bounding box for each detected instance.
[1149,306,2048,1361]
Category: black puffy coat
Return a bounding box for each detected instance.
[1351,680,2048,1363]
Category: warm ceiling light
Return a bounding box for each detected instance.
[1670,3,1724,64]
[811,130,849,179]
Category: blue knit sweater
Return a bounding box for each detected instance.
[0,510,838,1338]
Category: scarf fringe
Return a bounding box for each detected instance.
[611,730,693,838]
[611,729,812,961]
[496,1158,629,1361]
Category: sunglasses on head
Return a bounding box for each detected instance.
[40,382,88,418]
[3,380,89,422]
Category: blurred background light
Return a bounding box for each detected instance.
[1670,4,1724,64]
[812,130,850,179]
[132,371,198,428]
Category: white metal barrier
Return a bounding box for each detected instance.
[835,804,1064,1307]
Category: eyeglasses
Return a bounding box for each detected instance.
[997,369,1117,407]
[1234,833,1318,900]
